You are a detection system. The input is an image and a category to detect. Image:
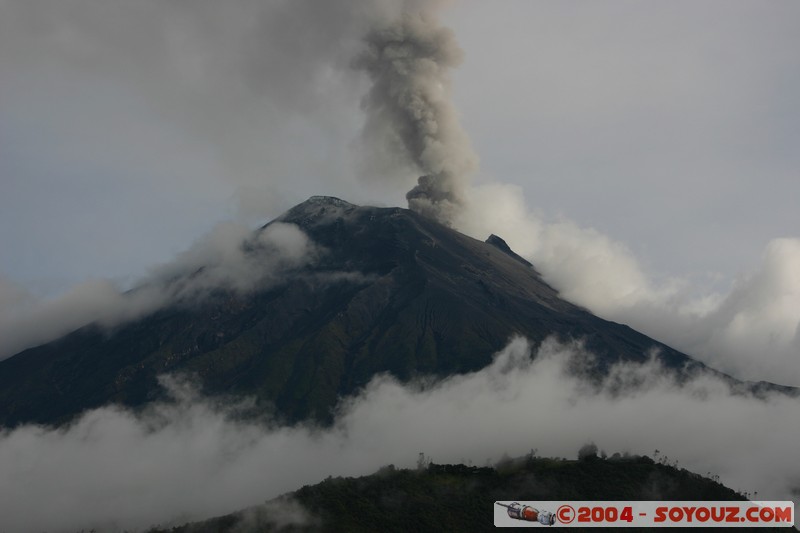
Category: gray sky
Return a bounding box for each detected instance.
[1,1,799,384]
[445,1,800,280]
[2,1,797,290]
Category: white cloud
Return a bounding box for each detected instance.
[0,337,797,532]
[0,222,317,359]
[452,183,800,387]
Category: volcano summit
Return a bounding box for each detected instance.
[0,196,789,427]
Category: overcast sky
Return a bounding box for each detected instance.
[1,1,798,383]
[2,0,797,292]
[445,1,800,280]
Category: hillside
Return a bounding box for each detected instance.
[154,453,794,532]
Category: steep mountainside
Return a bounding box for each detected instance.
[0,197,789,426]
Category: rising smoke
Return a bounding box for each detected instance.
[356,3,478,223]
[350,2,800,385]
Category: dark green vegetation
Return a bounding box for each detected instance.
[0,197,791,427]
[154,453,793,533]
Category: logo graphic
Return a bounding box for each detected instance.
[496,501,556,526]
[494,501,794,528]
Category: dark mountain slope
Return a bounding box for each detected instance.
[0,197,788,426]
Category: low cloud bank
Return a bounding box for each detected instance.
[0,222,316,360]
[454,183,800,387]
[1,337,797,532]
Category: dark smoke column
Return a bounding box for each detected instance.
[355,7,478,224]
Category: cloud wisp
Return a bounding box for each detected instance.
[448,182,800,387]
[1,337,797,532]
[0,222,317,360]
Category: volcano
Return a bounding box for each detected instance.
[0,196,790,426]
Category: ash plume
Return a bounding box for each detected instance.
[355,5,478,224]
